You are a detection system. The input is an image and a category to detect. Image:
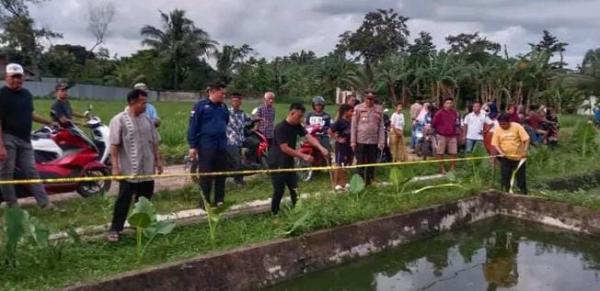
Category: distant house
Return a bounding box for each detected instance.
[578,96,598,115]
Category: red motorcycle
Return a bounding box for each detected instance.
[295,124,331,181]
[0,125,111,201]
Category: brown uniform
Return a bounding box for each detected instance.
[351,103,385,147]
[350,103,385,185]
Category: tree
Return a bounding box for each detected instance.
[141,9,217,89]
[212,44,254,84]
[375,54,413,104]
[87,0,116,52]
[408,31,436,66]
[0,0,61,77]
[530,30,568,69]
[336,8,410,72]
[446,32,501,64]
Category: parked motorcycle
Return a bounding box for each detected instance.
[0,107,112,201]
[295,124,331,182]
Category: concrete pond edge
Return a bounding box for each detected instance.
[66,191,600,291]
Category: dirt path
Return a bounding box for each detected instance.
[18,164,192,206]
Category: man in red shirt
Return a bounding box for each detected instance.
[432,98,460,174]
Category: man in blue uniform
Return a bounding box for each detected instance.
[187,82,229,207]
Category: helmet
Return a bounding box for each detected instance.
[312,96,326,108]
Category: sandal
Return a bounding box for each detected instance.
[106,231,120,242]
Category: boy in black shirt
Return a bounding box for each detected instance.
[270,103,328,214]
[50,83,87,127]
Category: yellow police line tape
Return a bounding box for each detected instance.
[0,155,509,185]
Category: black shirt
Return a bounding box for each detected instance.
[0,86,34,142]
[270,120,307,168]
[331,118,351,141]
[50,99,73,125]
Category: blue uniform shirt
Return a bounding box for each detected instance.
[187,98,229,150]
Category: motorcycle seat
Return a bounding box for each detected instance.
[31,132,52,140]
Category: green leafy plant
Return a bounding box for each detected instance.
[349,174,366,203]
[571,121,599,157]
[199,195,233,247]
[3,207,28,267]
[281,209,313,237]
[389,167,412,194]
[127,197,176,259]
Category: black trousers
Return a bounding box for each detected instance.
[499,158,527,195]
[226,146,244,183]
[198,148,227,205]
[356,144,378,185]
[271,172,298,214]
[110,180,155,232]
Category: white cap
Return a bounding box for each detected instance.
[6,63,24,76]
[133,83,148,91]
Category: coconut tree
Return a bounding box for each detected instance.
[141,9,217,89]
[212,44,254,84]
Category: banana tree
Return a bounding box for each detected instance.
[375,54,414,105]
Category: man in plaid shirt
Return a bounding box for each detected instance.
[226,93,250,185]
[255,91,276,146]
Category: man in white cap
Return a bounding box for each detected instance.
[0,63,60,210]
[134,83,160,127]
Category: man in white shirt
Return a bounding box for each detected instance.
[463,101,492,153]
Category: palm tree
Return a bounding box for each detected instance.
[212,44,254,84]
[141,9,217,89]
[414,51,471,105]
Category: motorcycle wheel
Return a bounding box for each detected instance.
[77,168,112,198]
[295,158,313,182]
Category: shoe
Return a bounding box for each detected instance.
[335,185,344,191]
[106,231,120,242]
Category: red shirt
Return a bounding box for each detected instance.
[527,113,543,129]
[432,109,459,137]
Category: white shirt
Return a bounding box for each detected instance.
[463,111,491,140]
[390,112,405,131]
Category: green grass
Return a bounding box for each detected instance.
[0,181,479,290]
[0,173,334,232]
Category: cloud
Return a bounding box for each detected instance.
[24,0,600,67]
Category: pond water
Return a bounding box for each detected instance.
[266,217,600,291]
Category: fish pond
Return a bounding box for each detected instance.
[268,217,600,291]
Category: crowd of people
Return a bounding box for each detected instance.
[0,62,558,242]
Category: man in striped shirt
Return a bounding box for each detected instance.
[255,91,276,146]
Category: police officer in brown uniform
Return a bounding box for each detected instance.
[351,90,385,186]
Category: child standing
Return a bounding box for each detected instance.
[390,102,407,162]
[330,104,354,191]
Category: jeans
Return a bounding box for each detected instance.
[499,158,527,195]
[0,134,49,207]
[465,139,482,153]
[270,172,298,214]
[411,124,417,149]
[110,180,155,232]
[197,148,227,205]
[356,144,378,185]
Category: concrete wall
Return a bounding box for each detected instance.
[65,192,600,291]
[67,193,498,291]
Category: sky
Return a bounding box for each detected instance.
[28,0,600,68]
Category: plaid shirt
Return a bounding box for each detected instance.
[256,105,275,139]
[226,108,249,147]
